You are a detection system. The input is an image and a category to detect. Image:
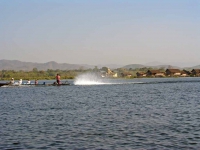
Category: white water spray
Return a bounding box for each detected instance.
[74,72,144,85]
[74,72,107,85]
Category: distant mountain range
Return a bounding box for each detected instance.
[0,59,123,71]
[0,59,199,71]
[0,60,94,71]
[122,64,182,70]
[184,65,200,70]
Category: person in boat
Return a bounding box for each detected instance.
[35,79,38,85]
[10,78,15,85]
[56,74,61,84]
[18,79,22,85]
[27,79,31,84]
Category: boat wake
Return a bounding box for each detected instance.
[74,72,107,85]
[74,72,143,85]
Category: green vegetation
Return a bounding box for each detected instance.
[0,68,92,80]
[0,66,180,80]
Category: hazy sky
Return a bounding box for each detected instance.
[0,0,200,66]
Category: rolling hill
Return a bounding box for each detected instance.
[0,60,199,71]
[122,64,182,70]
[0,60,94,71]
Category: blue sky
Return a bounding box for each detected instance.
[0,0,200,67]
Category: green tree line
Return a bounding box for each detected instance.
[0,67,164,80]
[0,68,92,80]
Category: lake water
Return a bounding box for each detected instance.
[0,77,200,150]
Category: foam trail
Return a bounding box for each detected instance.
[74,72,144,85]
[74,72,106,85]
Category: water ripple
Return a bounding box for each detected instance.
[0,78,200,149]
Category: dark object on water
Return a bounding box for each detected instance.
[51,83,70,86]
[24,82,70,86]
[0,81,70,87]
[0,83,9,87]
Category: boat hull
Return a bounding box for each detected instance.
[0,83,9,87]
[0,83,70,87]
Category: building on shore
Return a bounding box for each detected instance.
[100,67,118,78]
[121,72,132,78]
[191,69,200,77]
[136,72,146,78]
[112,72,118,78]
[181,70,191,77]
[130,68,200,78]
[146,70,165,77]
[165,69,181,76]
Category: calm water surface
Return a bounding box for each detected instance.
[0,78,200,150]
